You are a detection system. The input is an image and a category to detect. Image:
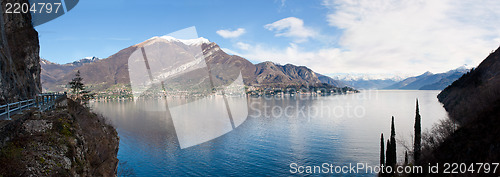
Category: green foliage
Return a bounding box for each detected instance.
[55,119,73,137]
[0,142,22,160]
[39,157,46,164]
[68,70,94,105]
[69,70,85,97]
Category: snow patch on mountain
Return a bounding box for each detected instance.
[330,73,410,81]
[145,35,210,46]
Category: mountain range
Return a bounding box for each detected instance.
[330,67,470,90]
[384,66,470,90]
[41,37,338,92]
[40,35,469,92]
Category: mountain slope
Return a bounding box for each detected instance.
[316,73,345,87]
[385,68,468,90]
[419,46,500,174]
[41,36,340,92]
[438,48,500,124]
[41,57,101,91]
[419,71,467,90]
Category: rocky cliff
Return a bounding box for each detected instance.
[0,0,41,105]
[0,99,119,176]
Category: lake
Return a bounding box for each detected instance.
[91,90,448,176]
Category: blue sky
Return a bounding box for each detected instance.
[36,0,500,77]
[37,0,335,62]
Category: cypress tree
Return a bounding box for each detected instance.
[386,139,392,167]
[389,116,396,166]
[380,133,385,166]
[414,99,421,162]
[404,151,408,165]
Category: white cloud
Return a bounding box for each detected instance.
[236,42,250,50]
[319,0,500,74]
[264,17,317,43]
[237,42,346,74]
[279,0,286,7]
[236,1,500,76]
[216,28,246,38]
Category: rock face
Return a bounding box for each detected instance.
[0,99,119,176]
[0,0,41,105]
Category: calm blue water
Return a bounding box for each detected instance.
[92,90,447,176]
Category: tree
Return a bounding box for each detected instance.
[414,99,421,162]
[390,116,397,165]
[386,116,397,168]
[386,139,392,167]
[69,70,84,98]
[68,70,94,105]
[380,133,385,166]
[404,151,408,165]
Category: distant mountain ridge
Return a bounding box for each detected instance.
[41,37,341,92]
[342,79,398,90]
[41,57,101,92]
[384,67,470,90]
[316,73,346,87]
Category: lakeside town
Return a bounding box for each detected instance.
[61,83,359,101]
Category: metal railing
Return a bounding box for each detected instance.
[0,93,66,120]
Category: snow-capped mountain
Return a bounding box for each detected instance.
[68,56,100,67]
[328,73,409,89]
[386,66,472,90]
[41,36,343,92]
[330,73,408,81]
[330,65,471,90]
[139,36,210,47]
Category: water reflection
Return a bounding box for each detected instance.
[92,90,447,176]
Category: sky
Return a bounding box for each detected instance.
[36,0,500,77]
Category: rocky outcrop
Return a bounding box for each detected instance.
[0,99,119,176]
[0,0,41,105]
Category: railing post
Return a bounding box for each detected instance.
[7,101,10,119]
